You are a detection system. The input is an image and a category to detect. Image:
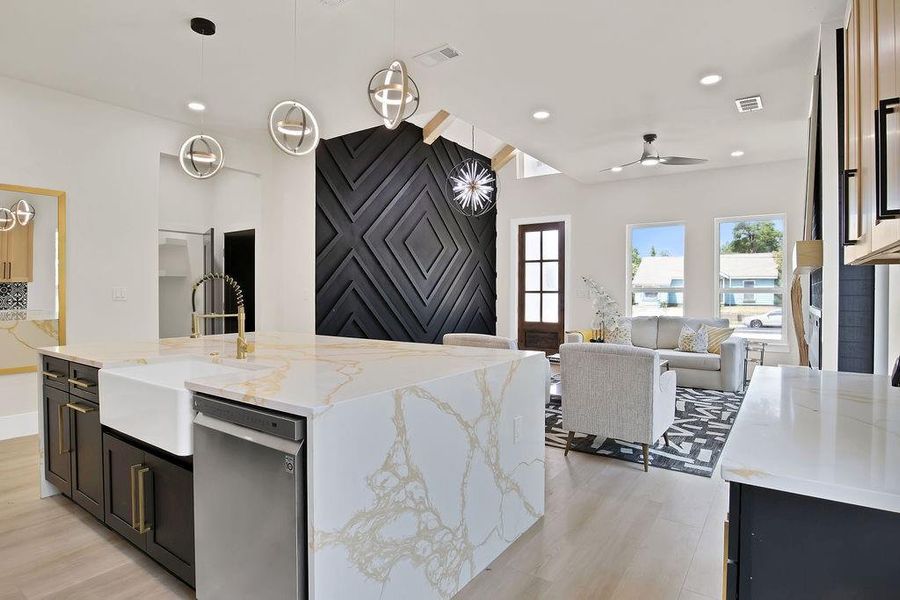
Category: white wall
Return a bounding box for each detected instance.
[0,75,317,422]
[497,159,807,365]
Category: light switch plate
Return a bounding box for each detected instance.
[112,287,127,301]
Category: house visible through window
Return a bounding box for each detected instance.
[716,215,786,342]
[627,223,685,317]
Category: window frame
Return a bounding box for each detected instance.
[625,221,687,317]
[714,214,788,343]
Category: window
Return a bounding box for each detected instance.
[518,152,561,179]
[627,223,685,317]
[716,215,786,342]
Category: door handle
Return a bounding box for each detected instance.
[57,403,69,455]
[136,467,152,534]
[841,168,859,245]
[65,402,96,414]
[877,97,900,220]
[67,377,93,390]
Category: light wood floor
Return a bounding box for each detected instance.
[1,435,726,600]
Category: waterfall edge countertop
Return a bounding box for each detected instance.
[720,366,900,513]
[40,331,544,417]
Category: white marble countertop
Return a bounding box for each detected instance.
[40,332,542,417]
[721,366,900,513]
[0,309,58,321]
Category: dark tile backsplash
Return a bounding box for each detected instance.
[0,282,27,310]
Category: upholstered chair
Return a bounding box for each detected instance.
[560,342,676,471]
[441,333,518,350]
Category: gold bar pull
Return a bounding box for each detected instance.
[57,403,68,455]
[42,370,63,379]
[136,467,152,534]
[130,464,142,530]
[65,402,96,414]
[67,377,92,390]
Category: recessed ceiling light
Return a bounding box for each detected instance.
[700,74,723,86]
[532,110,550,120]
[611,166,623,172]
[188,101,206,112]
[731,150,745,157]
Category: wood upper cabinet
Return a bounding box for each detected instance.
[0,221,33,282]
[844,0,900,263]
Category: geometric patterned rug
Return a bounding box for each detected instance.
[545,387,745,478]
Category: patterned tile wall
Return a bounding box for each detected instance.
[0,282,28,310]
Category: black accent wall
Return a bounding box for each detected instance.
[315,121,497,343]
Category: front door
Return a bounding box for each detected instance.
[517,222,565,353]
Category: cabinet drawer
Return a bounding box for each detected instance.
[41,355,69,392]
[68,362,99,401]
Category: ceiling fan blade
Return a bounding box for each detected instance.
[600,159,640,173]
[659,156,708,166]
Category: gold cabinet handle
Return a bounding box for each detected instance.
[65,402,96,414]
[67,377,93,390]
[57,403,69,455]
[136,467,152,534]
[42,370,63,379]
[130,464,141,529]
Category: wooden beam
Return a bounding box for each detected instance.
[491,144,518,171]
[422,110,453,145]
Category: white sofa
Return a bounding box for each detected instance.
[565,316,746,392]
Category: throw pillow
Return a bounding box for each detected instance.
[604,319,633,346]
[700,324,734,354]
[677,325,709,353]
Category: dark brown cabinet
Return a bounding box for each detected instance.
[103,432,195,586]
[42,357,104,519]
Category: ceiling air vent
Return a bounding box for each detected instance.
[735,95,764,113]
[414,44,463,67]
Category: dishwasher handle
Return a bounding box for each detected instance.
[194,412,305,456]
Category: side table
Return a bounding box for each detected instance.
[743,341,768,389]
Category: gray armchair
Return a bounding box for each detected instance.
[559,342,676,471]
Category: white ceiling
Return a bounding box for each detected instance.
[0,0,843,183]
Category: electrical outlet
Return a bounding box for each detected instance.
[112,287,127,301]
[513,415,523,443]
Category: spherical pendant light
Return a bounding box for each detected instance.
[13,199,35,226]
[179,134,224,179]
[269,100,320,156]
[367,60,419,130]
[0,208,15,232]
[446,157,497,217]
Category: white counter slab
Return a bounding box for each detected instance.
[721,366,900,513]
[41,332,542,417]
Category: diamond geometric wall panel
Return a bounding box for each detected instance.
[316,121,497,343]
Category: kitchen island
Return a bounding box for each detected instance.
[720,366,900,599]
[37,332,547,599]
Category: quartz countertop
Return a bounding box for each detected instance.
[720,366,900,513]
[40,332,542,417]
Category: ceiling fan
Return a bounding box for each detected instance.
[602,133,708,172]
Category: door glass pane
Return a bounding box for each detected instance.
[525,231,541,260]
[525,263,540,291]
[542,230,559,260]
[542,262,558,291]
[524,293,541,322]
[542,293,558,323]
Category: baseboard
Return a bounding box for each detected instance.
[0,411,38,441]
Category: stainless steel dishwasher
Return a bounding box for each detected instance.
[192,394,308,599]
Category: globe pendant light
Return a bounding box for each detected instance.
[179,18,224,179]
[268,0,320,156]
[0,207,14,232]
[13,199,35,226]
[446,126,497,217]
[367,0,419,129]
